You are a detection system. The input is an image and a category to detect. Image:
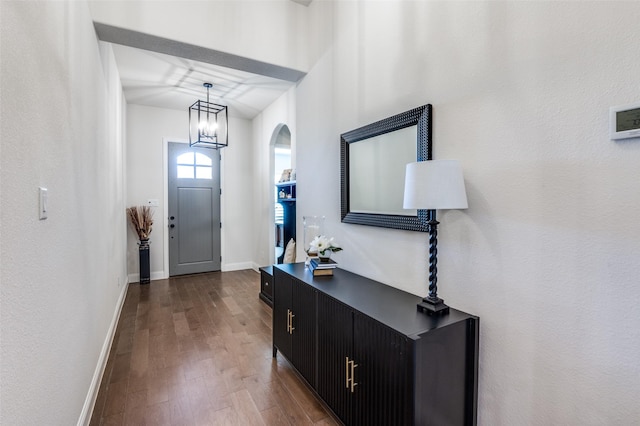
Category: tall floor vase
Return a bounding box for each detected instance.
[138,239,150,284]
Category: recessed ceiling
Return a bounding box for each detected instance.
[110,43,297,120]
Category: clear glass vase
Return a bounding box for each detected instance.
[303,215,325,264]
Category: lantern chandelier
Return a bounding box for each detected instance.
[189,82,229,149]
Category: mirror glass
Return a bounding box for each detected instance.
[341,104,432,232]
[349,125,417,216]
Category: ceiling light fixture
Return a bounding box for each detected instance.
[189,83,228,149]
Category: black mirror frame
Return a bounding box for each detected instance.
[340,104,433,232]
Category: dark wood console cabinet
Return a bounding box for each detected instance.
[272,263,479,426]
[258,265,274,307]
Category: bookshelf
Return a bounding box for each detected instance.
[276,181,296,263]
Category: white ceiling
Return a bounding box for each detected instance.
[110,43,297,120]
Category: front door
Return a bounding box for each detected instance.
[168,142,221,276]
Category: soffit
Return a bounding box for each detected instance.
[96,23,303,120]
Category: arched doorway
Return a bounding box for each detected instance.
[269,124,293,263]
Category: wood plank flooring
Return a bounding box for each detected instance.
[90,270,337,426]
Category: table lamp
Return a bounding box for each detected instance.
[403,160,468,315]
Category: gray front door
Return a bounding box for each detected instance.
[168,142,221,276]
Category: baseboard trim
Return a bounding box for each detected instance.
[222,261,254,272]
[250,262,263,272]
[77,278,129,426]
[127,271,165,283]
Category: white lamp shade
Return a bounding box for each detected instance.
[403,160,468,210]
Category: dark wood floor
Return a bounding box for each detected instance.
[90,270,337,425]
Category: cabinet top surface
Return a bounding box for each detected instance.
[259,265,274,275]
[274,263,478,337]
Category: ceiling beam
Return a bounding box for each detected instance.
[94,22,306,83]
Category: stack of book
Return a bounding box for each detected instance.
[309,258,338,276]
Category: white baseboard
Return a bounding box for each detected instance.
[127,265,256,280]
[77,277,129,426]
[222,261,254,272]
[127,270,165,283]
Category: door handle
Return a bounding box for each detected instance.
[170,216,175,220]
[170,224,175,228]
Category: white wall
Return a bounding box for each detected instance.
[251,87,297,268]
[126,103,253,276]
[0,2,128,424]
[126,104,171,278]
[297,1,640,424]
[220,109,255,271]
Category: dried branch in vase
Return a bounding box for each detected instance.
[127,206,154,240]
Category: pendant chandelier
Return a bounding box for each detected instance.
[189,83,229,149]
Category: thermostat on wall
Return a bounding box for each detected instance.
[610,101,640,140]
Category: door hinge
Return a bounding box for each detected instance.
[220,222,222,229]
[220,188,222,195]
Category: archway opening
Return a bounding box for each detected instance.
[270,124,293,263]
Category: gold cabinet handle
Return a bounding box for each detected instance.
[345,357,350,389]
[345,357,358,393]
[286,310,295,335]
[350,360,358,393]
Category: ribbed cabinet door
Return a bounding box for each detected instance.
[291,280,317,387]
[317,292,354,425]
[273,269,293,359]
[352,313,412,426]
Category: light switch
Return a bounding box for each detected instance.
[39,187,48,220]
[147,199,159,207]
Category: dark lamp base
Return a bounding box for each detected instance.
[417,296,449,315]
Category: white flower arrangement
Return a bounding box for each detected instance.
[309,235,343,257]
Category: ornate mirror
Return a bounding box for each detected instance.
[340,104,432,231]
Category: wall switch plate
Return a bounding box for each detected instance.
[39,187,48,220]
[147,199,159,207]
